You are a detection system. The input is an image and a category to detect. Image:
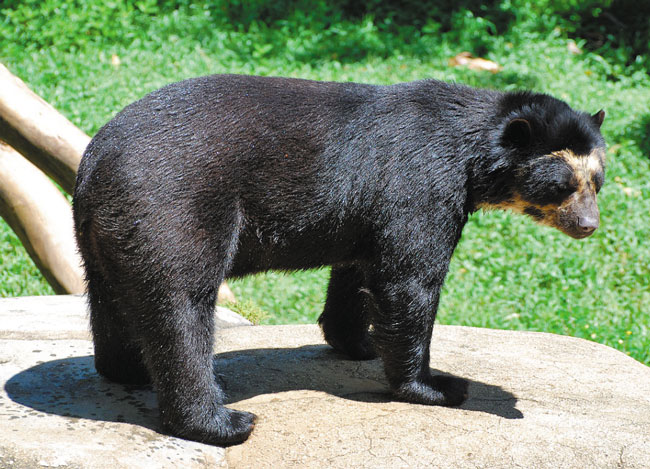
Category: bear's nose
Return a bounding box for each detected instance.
[578,216,599,234]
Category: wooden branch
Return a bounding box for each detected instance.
[0,141,85,294]
[0,63,89,195]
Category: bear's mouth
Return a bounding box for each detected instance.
[553,196,600,239]
[556,223,598,239]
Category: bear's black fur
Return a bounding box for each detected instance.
[73,75,606,446]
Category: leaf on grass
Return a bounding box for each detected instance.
[448,52,502,73]
[567,40,582,55]
[622,187,640,197]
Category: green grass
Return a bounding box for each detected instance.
[1,0,648,365]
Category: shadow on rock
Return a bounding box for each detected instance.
[5,345,522,429]
[4,355,160,431]
[215,345,523,419]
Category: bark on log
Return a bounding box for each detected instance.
[0,63,89,195]
[0,141,85,294]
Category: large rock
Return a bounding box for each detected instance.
[0,295,648,468]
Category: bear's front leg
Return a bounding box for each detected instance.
[319,264,377,360]
[364,199,470,408]
[370,270,468,406]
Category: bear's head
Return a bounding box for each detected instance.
[480,93,606,239]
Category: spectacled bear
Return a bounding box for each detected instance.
[73,74,606,446]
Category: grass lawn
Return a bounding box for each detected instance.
[1,1,648,364]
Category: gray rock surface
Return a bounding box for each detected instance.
[1,295,649,468]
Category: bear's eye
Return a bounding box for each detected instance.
[520,159,576,205]
[592,172,604,193]
[548,179,576,200]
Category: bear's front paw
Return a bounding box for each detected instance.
[163,406,256,446]
[334,333,378,360]
[395,374,468,407]
[321,323,377,360]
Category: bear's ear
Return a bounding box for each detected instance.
[503,118,532,148]
[592,109,605,128]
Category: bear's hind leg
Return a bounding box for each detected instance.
[87,270,150,385]
[135,281,255,446]
[318,264,377,360]
[128,207,256,446]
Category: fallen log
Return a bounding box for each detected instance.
[0,140,85,294]
[0,139,236,300]
[0,63,89,195]
[218,283,236,304]
[0,64,236,302]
